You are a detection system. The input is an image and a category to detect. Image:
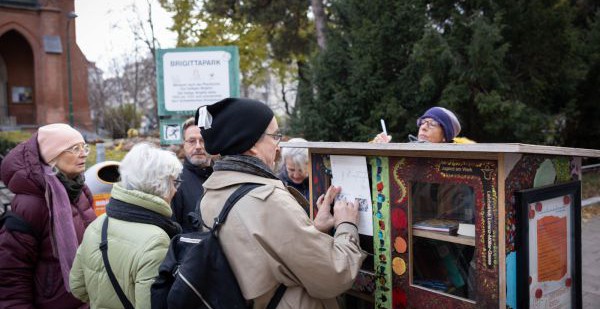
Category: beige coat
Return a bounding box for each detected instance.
[200,170,365,309]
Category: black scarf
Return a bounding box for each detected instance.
[183,157,213,179]
[106,198,181,238]
[213,155,280,180]
[56,172,85,203]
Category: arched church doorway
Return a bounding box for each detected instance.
[0,30,35,125]
[0,55,7,125]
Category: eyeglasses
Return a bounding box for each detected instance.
[419,118,441,129]
[173,176,183,190]
[264,131,283,143]
[184,138,204,146]
[64,143,90,156]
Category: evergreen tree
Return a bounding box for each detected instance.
[293,0,427,141]
[161,0,600,147]
[563,10,600,149]
[293,0,597,146]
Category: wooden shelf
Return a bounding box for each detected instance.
[412,229,475,246]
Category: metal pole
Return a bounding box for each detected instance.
[66,12,77,126]
[96,142,105,163]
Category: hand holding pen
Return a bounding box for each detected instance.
[372,119,392,143]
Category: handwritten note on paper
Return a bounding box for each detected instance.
[330,155,373,236]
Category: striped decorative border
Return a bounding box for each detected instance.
[371,156,392,308]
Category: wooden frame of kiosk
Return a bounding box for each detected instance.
[279,142,600,309]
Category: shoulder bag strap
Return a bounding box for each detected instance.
[100,216,135,309]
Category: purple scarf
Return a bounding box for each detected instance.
[43,165,80,292]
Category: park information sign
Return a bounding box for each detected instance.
[156,46,240,144]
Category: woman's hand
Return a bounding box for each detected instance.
[372,132,392,143]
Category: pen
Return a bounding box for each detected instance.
[380,119,387,135]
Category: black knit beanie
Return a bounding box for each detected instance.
[195,98,274,155]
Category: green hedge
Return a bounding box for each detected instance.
[0,131,30,157]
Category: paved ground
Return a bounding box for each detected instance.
[582,215,600,309]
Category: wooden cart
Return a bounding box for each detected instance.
[281,142,600,309]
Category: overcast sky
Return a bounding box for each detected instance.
[74,0,177,73]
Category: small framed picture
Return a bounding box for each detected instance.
[11,86,33,103]
[516,181,582,309]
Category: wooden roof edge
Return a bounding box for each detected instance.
[279,142,600,158]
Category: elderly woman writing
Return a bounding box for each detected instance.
[373,106,473,144]
[69,143,182,309]
[0,123,96,309]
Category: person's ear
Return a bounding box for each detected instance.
[243,146,259,157]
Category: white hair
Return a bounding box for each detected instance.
[118,143,183,198]
[280,138,309,174]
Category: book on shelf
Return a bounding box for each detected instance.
[457,223,475,237]
[413,218,459,234]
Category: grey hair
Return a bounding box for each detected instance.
[181,117,196,138]
[118,142,183,199]
[280,138,309,174]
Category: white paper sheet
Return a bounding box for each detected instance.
[330,155,373,236]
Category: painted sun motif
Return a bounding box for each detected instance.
[392,257,406,276]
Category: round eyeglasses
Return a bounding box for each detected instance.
[419,118,441,129]
[184,138,204,146]
[64,143,90,156]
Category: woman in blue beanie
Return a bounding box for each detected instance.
[374,106,471,143]
[415,106,461,143]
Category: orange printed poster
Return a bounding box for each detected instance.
[93,193,111,216]
[537,216,567,282]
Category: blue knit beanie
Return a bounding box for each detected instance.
[417,107,461,143]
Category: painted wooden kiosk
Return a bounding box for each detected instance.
[280,141,600,309]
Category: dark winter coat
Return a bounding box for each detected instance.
[0,134,96,309]
[170,158,212,233]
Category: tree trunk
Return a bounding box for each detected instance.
[311,0,327,50]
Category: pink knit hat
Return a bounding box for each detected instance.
[37,123,85,164]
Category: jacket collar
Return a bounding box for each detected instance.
[183,157,213,179]
[203,170,286,191]
[110,183,172,217]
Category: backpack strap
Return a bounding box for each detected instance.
[211,183,263,233]
[266,283,287,309]
[99,216,134,309]
[209,183,288,307]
